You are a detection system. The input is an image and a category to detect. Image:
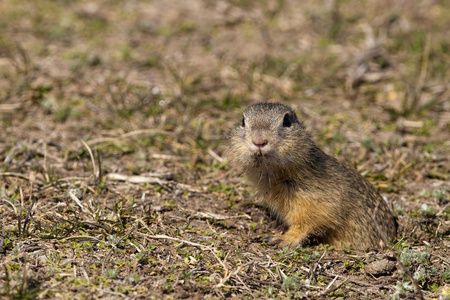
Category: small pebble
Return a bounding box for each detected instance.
[365,259,396,276]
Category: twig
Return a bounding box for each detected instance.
[310,250,327,284]
[182,208,251,220]
[86,129,175,146]
[0,229,6,253]
[16,40,31,73]
[3,265,10,295]
[62,236,102,242]
[3,144,21,166]
[233,272,255,296]
[22,197,37,238]
[141,172,174,179]
[150,153,189,161]
[326,274,339,290]
[106,173,166,185]
[138,233,216,254]
[81,140,99,179]
[18,187,24,238]
[21,172,36,239]
[2,198,17,214]
[96,148,103,188]
[0,102,23,112]
[314,277,349,298]
[324,272,384,288]
[21,263,28,293]
[433,253,450,266]
[136,232,230,286]
[102,229,135,273]
[216,265,244,288]
[276,265,287,281]
[96,289,127,298]
[68,190,86,212]
[436,203,450,217]
[206,219,217,233]
[416,34,431,97]
[55,176,91,182]
[106,173,200,193]
[208,148,224,163]
[43,142,49,182]
[0,172,31,181]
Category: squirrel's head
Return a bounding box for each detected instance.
[227,102,312,174]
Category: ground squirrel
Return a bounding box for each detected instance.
[228,103,397,250]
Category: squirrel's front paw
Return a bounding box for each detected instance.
[263,235,284,246]
[264,234,304,248]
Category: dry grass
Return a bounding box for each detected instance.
[1,0,449,299]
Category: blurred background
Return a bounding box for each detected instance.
[0,0,449,298]
[1,0,449,148]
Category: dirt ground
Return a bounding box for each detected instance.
[1,0,449,299]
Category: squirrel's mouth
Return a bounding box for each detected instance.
[247,143,276,164]
[250,146,272,157]
[252,150,268,157]
[255,150,264,156]
[251,150,273,162]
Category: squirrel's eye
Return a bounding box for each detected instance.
[283,113,291,127]
[241,117,245,127]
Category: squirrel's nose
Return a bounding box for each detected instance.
[253,139,268,148]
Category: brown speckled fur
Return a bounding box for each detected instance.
[228,103,397,250]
